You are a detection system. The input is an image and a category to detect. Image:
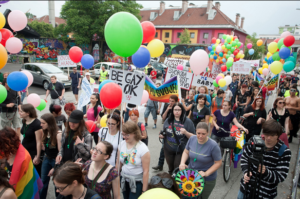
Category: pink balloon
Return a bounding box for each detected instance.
[141,90,149,105]
[177,64,183,71]
[6,37,23,54]
[230,54,234,58]
[280,31,292,39]
[246,43,252,49]
[216,76,223,84]
[27,93,41,107]
[190,49,209,75]
[262,68,269,76]
[216,45,222,53]
[239,43,244,49]
[8,10,27,31]
[21,70,33,87]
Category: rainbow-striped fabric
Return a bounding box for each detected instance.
[9,144,43,199]
[265,74,279,91]
[253,71,264,82]
[144,76,179,102]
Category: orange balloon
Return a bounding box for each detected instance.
[223,53,227,58]
[257,39,263,46]
[0,44,7,70]
[280,59,285,64]
[263,60,267,64]
[224,49,228,53]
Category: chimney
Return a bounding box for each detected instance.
[215,2,220,9]
[241,17,245,29]
[181,0,188,14]
[159,1,165,15]
[235,13,240,26]
[48,0,55,28]
[206,0,213,14]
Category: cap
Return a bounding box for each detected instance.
[85,72,91,76]
[68,110,84,123]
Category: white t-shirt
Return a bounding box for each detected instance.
[225,90,233,101]
[98,128,121,166]
[118,140,149,175]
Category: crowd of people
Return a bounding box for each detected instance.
[0,66,299,199]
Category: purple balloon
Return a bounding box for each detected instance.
[221,39,224,43]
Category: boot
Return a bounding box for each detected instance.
[152,165,163,171]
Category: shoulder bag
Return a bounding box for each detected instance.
[53,82,66,106]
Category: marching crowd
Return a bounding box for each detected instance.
[0,66,299,199]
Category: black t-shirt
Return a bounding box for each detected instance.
[161,103,172,120]
[47,82,64,99]
[22,119,42,158]
[62,130,76,162]
[147,67,153,76]
[236,90,249,107]
[184,99,195,116]
[279,85,289,97]
[44,137,59,159]
[57,186,101,199]
[245,106,266,132]
[269,108,290,127]
[55,115,67,131]
[190,105,210,127]
[247,86,253,96]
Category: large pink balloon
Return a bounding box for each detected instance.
[8,10,27,31]
[21,70,33,87]
[280,31,292,39]
[6,37,22,54]
[262,68,269,76]
[246,43,252,49]
[141,90,149,105]
[190,49,209,75]
[177,64,183,71]
[216,76,223,84]
[27,93,41,107]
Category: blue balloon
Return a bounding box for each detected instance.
[279,47,290,60]
[264,57,268,62]
[99,80,114,93]
[220,85,227,91]
[208,46,212,51]
[222,58,226,63]
[249,49,254,55]
[81,54,94,69]
[7,72,28,91]
[213,56,217,60]
[132,47,151,68]
[268,56,274,64]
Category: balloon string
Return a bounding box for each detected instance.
[14,32,17,37]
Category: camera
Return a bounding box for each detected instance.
[250,135,266,162]
[160,130,166,137]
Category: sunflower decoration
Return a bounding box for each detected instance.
[175,169,205,198]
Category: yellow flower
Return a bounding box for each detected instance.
[182,181,195,193]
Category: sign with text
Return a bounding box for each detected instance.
[240,59,260,68]
[77,77,92,110]
[192,72,215,90]
[232,61,251,75]
[109,69,145,105]
[165,67,193,90]
[211,63,223,76]
[57,55,76,68]
[164,57,189,68]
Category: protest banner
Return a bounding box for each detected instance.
[109,69,145,105]
[211,63,223,76]
[164,57,189,68]
[165,67,193,90]
[171,54,190,60]
[241,59,260,68]
[192,72,215,90]
[77,77,92,110]
[265,74,279,91]
[232,61,251,75]
[57,55,76,68]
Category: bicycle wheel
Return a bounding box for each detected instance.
[223,149,232,182]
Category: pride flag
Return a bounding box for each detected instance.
[144,76,179,102]
[265,74,279,91]
[253,71,264,82]
[9,144,43,199]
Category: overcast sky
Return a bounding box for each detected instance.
[0,1,299,36]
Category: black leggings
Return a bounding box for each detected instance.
[289,113,300,142]
[91,132,99,144]
[164,145,182,175]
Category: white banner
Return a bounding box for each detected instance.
[109,69,145,105]
[165,67,193,90]
[232,61,251,75]
[164,57,189,68]
[58,55,76,68]
[192,72,215,90]
[240,59,260,68]
[77,77,93,110]
[211,63,223,75]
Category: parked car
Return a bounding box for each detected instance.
[150,61,168,78]
[93,62,123,79]
[21,63,72,90]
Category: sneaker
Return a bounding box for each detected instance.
[153,124,157,129]
[152,165,163,171]
[145,123,148,127]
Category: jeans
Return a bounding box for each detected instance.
[265,95,269,107]
[21,92,26,103]
[237,190,244,199]
[235,107,245,120]
[124,108,130,123]
[158,143,165,166]
[211,133,224,157]
[164,145,182,175]
[40,155,55,199]
[122,179,143,199]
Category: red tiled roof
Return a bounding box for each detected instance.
[28,15,66,25]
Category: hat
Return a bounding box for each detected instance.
[85,72,91,76]
[69,110,84,123]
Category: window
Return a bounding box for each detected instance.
[165,32,169,38]
[202,41,205,44]
[218,33,224,39]
[25,64,32,71]
[94,64,101,69]
[296,32,299,35]
[190,32,195,39]
[177,32,181,38]
[203,33,209,39]
[155,32,158,38]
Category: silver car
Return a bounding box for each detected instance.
[21,63,72,90]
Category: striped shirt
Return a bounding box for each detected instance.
[239,139,291,199]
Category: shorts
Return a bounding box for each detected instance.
[51,98,60,105]
[144,106,157,120]
[1,111,22,129]
[72,85,79,95]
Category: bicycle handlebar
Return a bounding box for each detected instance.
[217,127,246,134]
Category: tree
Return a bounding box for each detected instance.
[58,0,143,53]
[28,21,55,38]
[244,32,266,60]
[25,12,34,19]
[178,28,191,44]
[54,24,71,43]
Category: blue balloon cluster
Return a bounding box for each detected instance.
[81,54,94,69]
[132,47,151,68]
[279,47,290,60]
[7,72,28,91]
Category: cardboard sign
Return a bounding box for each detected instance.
[165,67,193,90]
[192,72,215,90]
[164,57,189,68]
[240,59,260,68]
[77,77,92,110]
[57,55,76,68]
[232,61,251,75]
[211,63,223,75]
[109,69,145,105]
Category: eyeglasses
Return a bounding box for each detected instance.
[107,122,116,126]
[55,184,70,192]
[278,101,285,104]
[121,133,130,138]
[173,109,182,112]
[91,147,106,155]
[150,176,174,189]
[290,89,297,92]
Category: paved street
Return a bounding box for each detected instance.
[0,63,299,199]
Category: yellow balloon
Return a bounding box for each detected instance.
[240,54,245,59]
[267,52,272,59]
[100,114,108,128]
[216,39,220,44]
[0,12,5,29]
[146,39,165,58]
[216,59,219,63]
[221,45,225,50]
[218,73,225,78]
[270,61,283,75]
[218,79,226,87]
[139,188,180,199]
[268,42,278,54]
[262,63,268,69]
[237,53,241,58]
[258,68,263,74]
[228,57,234,62]
[0,44,8,70]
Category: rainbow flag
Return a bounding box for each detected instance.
[9,144,43,199]
[253,71,264,82]
[144,76,179,102]
[265,74,279,91]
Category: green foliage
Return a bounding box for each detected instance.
[28,21,55,38]
[53,24,71,43]
[25,12,34,19]
[58,0,143,49]
[244,32,266,60]
[178,28,191,44]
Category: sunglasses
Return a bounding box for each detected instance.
[150,176,174,189]
[290,89,297,92]
[278,101,285,104]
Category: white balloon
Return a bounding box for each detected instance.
[280,31,291,39]
[224,75,232,86]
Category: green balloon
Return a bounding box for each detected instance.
[104,12,143,57]
[232,41,237,47]
[212,45,216,50]
[227,51,232,55]
[226,60,233,67]
[0,85,7,104]
[235,39,239,43]
[213,80,219,87]
[226,55,230,59]
[36,99,46,111]
[283,61,295,72]
[277,38,284,49]
[281,45,291,50]
[285,56,296,64]
[227,37,232,43]
[237,42,241,47]
[222,34,227,40]
[272,52,281,61]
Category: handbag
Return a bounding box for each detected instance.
[232,103,237,111]
[152,101,159,115]
[53,83,66,106]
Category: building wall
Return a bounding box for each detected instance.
[162,29,172,43]
[199,29,213,44]
[154,29,161,40]
[172,29,183,43]
[188,29,198,44]
[213,29,228,39]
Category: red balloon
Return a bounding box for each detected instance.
[85,120,96,133]
[0,28,13,47]
[233,36,237,40]
[69,46,83,63]
[233,50,238,56]
[100,82,122,109]
[274,38,280,43]
[141,21,156,43]
[283,35,295,47]
[221,65,227,72]
[211,37,216,44]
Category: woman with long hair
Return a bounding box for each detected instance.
[39,113,62,199]
[98,113,121,166]
[189,94,210,127]
[19,104,43,175]
[82,141,120,199]
[49,104,67,132]
[247,87,261,107]
[129,109,148,145]
[53,162,101,199]
[64,103,76,118]
[211,89,225,114]
[84,93,102,144]
[0,168,17,199]
[195,86,211,108]
[243,96,267,142]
